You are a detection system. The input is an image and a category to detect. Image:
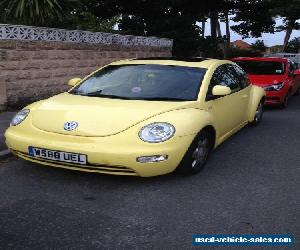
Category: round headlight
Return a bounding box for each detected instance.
[139,122,175,143]
[10,109,30,126]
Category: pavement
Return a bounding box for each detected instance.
[0,111,15,154]
[0,97,299,249]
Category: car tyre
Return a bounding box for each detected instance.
[281,94,289,109]
[294,87,300,96]
[250,101,264,126]
[176,130,213,175]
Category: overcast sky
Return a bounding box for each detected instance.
[203,17,300,46]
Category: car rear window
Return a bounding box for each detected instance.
[234,60,286,75]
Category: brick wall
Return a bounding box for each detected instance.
[0,29,172,110]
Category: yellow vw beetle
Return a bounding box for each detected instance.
[5,57,265,177]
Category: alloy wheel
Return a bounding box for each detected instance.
[255,102,263,123]
[191,137,209,169]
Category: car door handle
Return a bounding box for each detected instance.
[241,94,248,99]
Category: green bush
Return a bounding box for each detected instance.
[228,47,263,58]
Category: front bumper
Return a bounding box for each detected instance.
[264,87,287,105]
[5,124,194,177]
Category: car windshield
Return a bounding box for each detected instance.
[70,64,206,101]
[234,60,286,75]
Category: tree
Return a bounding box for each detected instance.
[251,40,267,52]
[271,0,300,51]
[74,13,119,33]
[0,0,76,25]
[1,0,297,58]
[285,37,300,53]
[0,0,120,33]
[219,0,235,58]
[231,0,275,38]
[112,0,206,56]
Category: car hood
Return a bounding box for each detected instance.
[31,93,197,137]
[248,75,287,87]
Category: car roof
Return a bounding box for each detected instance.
[232,57,288,63]
[110,57,231,68]
[133,57,209,62]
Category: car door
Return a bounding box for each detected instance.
[289,61,300,94]
[206,64,248,138]
[230,64,251,122]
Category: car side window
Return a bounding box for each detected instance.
[288,61,294,75]
[207,64,241,98]
[288,61,298,75]
[230,65,250,89]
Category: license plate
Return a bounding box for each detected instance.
[28,146,87,165]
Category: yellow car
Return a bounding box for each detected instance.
[5,57,265,177]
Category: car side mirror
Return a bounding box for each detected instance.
[212,85,231,96]
[68,78,82,87]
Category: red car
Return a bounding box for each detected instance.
[232,57,300,108]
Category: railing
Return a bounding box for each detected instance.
[264,53,300,65]
[0,24,173,48]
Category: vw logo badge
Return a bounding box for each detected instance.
[64,121,78,131]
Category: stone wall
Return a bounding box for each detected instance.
[0,25,173,110]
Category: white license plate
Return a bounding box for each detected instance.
[28,146,87,165]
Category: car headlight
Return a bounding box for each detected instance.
[10,109,30,126]
[264,82,284,91]
[139,122,175,143]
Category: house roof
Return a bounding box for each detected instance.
[231,40,251,49]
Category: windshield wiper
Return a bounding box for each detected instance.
[71,89,105,96]
[72,91,190,101]
[80,90,132,100]
[84,93,133,100]
[83,90,104,96]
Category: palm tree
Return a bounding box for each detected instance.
[0,0,72,25]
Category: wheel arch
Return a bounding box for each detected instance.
[200,125,217,150]
[248,86,266,122]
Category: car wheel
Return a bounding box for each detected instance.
[281,94,289,109]
[294,87,300,96]
[250,101,264,126]
[176,130,212,175]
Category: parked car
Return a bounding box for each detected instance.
[5,57,265,177]
[232,57,300,108]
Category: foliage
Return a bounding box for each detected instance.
[118,15,146,36]
[231,0,275,38]
[285,37,300,53]
[198,36,226,59]
[0,0,119,33]
[271,0,300,25]
[270,0,300,50]
[251,40,267,52]
[0,0,299,56]
[74,13,119,33]
[268,45,284,53]
[0,0,76,25]
[228,47,263,58]
[116,0,205,56]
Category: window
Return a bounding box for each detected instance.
[230,65,250,89]
[234,60,286,75]
[288,61,297,74]
[70,64,207,101]
[207,64,241,98]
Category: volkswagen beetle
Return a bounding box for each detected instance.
[5,57,265,177]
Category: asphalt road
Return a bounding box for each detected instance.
[0,97,300,250]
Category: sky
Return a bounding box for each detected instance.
[203,17,300,46]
